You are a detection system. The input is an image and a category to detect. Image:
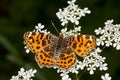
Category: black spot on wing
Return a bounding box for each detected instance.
[70,37,74,45]
[80,53,84,56]
[85,35,90,39]
[77,35,81,42]
[72,41,77,49]
[46,34,49,40]
[36,46,40,49]
[47,59,50,62]
[84,40,92,47]
[48,52,54,57]
[79,42,83,47]
[32,32,36,35]
[37,41,40,44]
[42,40,46,46]
[29,37,34,43]
[36,33,40,40]
[40,33,44,39]
[64,62,66,64]
[68,59,72,63]
[39,54,43,59]
[77,49,81,52]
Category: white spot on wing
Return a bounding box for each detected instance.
[28,32,32,37]
[89,36,93,41]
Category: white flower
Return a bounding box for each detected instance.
[60,26,81,37]
[77,61,86,70]
[99,63,108,71]
[87,65,96,75]
[95,19,120,50]
[95,27,105,35]
[113,41,120,50]
[18,68,25,76]
[25,49,30,53]
[22,68,37,80]
[101,73,112,80]
[10,76,19,80]
[56,0,91,26]
[81,48,107,75]
[24,46,30,53]
[96,37,105,46]
[10,68,37,80]
[61,74,71,80]
[34,23,50,34]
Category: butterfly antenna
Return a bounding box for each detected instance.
[51,21,59,34]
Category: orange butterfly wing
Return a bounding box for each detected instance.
[56,48,76,69]
[69,35,96,57]
[35,46,55,68]
[24,31,57,67]
[24,32,49,53]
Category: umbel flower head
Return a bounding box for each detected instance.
[56,0,91,26]
[95,20,120,50]
[10,68,37,80]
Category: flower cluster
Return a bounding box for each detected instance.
[10,68,37,80]
[95,20,120,50]
[60,26,81,37]
[78,48,108,75]
[56,0,91,26]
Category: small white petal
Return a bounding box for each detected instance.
[116,44,120,50]
[26,49,30,53]
[89,70,94,75]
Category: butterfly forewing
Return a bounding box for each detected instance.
[24,31,57,53]
[69,35,96,57]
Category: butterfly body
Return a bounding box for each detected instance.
[24,31,96,69]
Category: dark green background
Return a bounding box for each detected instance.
[0,0,120,80]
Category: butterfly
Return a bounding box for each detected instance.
[23,31,96,70]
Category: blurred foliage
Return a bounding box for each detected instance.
[0,0,120,80]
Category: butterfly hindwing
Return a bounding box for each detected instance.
[35,45,55,68]
[56,48,76,69]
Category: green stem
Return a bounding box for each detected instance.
[73,24,76,29]
[100,46,106,54]
[75,74,79,80]
[65,23,68,28]
[75,69,87,80]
